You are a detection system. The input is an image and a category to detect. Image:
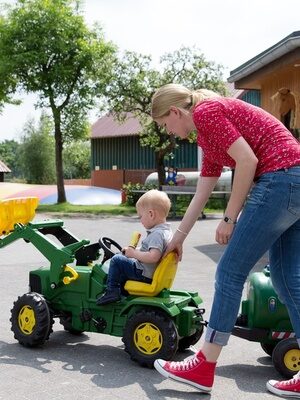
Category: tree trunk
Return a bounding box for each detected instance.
[156,151,166,188]
[53,110,66,203]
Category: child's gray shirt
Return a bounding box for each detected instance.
[135,223,173,279]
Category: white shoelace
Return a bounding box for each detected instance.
[280,371,300,386]
[169,354,200,371]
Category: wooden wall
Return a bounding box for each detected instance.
[91,169,154,190]
[261,67,300,114]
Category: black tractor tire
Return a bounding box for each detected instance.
[178,327,203,352]
[260,342,276,357]
[272,338,300,378]
[122,308,178,368]
[10,292,53,347]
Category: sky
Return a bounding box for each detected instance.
[1,0,300,141]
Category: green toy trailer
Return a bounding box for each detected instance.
[0,197,204,368]
[232,266,300,378]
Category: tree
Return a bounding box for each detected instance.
[0,0,116,202]
[18,113,56,184]
[103,47,227,185]
[63,140,90,179]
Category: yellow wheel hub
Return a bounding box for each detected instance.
[284,349,300,372]
[134,322,163,355]
[18,305,36,335]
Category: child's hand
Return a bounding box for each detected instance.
[123,246,136,258]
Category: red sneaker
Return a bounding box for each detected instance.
[267,371,300,398]
[154,351,216,392]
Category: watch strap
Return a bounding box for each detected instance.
[223,216,237,224]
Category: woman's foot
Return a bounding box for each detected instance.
[266,371,300,398]
[154,351,216,392]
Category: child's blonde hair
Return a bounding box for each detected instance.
[136,189,171,216]
[151,83,220,119]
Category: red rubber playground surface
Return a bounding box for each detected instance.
[0,182,121,205]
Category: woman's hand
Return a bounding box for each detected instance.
[164,232,184,260]
[215,220,235,245]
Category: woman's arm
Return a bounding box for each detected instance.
[178,176,218,234]
[215,136,258,244]
[226,137,258,219]
[165,176,218,259]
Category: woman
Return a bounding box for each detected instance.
[151,83,300,398]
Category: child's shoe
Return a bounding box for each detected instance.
[96,289,120,305]
[154,351,216,392]
[266,371,300,398]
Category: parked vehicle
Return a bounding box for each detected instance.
[145,167,232,191]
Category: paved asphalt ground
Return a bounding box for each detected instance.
[0,213,280,400]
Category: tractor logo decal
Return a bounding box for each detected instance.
[268,297,277,313]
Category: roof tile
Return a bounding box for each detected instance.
[0,160,11,173]
[91,113,142,138]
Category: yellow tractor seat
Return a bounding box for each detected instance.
[124,251,178,297]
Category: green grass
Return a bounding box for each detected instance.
[37,202,136,216]
[37,201,222,217]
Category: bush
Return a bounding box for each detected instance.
[122,183,225,213]
[175,195,225,214]
[122,182,158,206]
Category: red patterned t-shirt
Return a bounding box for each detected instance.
[193,98,300,178]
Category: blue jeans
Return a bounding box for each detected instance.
[205,166,300,346]
[106,253,152,292]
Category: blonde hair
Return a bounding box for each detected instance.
[136,189,171,216]
[151,83,220,119]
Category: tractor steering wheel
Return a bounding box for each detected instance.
[99,237,123,262]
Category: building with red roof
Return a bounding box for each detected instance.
[0,160,11,182]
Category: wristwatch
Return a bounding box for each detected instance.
[223,216,237,224]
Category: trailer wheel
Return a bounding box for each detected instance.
[178,327,203,352]
[260,342,276,357]
[122,308,178,368]
[10,292,53,347]
[272,338,300,378]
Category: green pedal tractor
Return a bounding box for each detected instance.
[232,267,300,378]
[0,197,204,368]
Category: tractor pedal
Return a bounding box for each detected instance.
[79,310,107,332]
[93,317,107,332]
[80,309,93,322]
[195,308,205,316]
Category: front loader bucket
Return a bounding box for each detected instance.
[0,197,39,235]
